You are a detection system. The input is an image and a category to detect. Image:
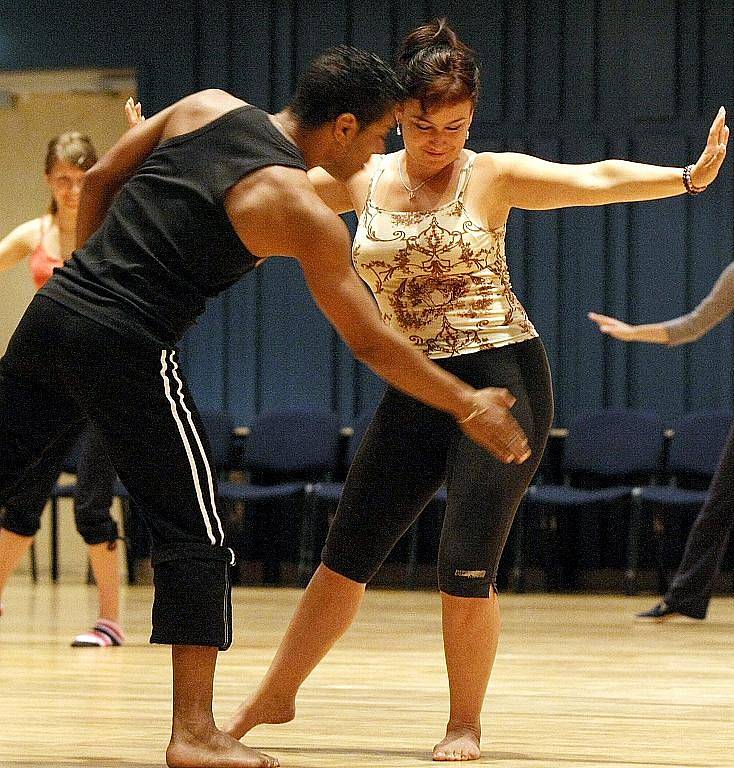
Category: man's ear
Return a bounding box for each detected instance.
[332,113,359,145]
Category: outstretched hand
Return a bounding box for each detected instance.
[691,107,729,189]
[458,387,531,464]
[125,97,145,128]
[587,311,635,341]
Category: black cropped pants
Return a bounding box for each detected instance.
[0,296,234,649]
[323,337,553,597]
[1,421,119,545]
[665,423,734,619]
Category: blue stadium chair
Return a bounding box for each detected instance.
[629,410,732,595]
[522,409,666,593]
[506,428,564,592]
[218,408,341,584]
[49,438,136,584]
[49,439,84,583]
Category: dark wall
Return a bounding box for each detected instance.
[2,1,733,425]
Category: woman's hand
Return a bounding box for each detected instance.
[588,311,670,344]
[125,97,145,128]
[690,107,729,189]
[587,312,636,340]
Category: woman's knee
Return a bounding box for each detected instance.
[438,567,497,598]
[74,510,119,546]
[0,504,43,538]
[320,549,377,585]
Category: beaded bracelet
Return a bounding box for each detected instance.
[683,164,707,195]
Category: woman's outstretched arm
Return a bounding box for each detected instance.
[493,107,728,211]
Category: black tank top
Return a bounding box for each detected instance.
[41,105,307,344]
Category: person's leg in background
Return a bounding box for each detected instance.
[0,298,85,616]
[0,464,63,614]
[71,422,126,647]
[638,425,734,621]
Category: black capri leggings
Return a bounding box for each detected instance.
[1,422,119,546]
[322,337,553,597]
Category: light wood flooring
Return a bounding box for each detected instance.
[0,580,732,767]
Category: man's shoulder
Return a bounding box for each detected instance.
[184,88,247,112]
[229,164,317,214]
[226,165,338,228]
[162,90,253,142]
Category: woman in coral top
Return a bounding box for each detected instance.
[0,101,142,647]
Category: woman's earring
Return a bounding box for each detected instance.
[396,122,402,136]
[466,128,470,139]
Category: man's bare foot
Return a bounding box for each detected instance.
[227,693,296,740]
[167,724,279,768]
[433,725,481,761]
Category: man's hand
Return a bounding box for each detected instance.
[458,388,531,464]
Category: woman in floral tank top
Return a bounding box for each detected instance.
[229,19,729,762]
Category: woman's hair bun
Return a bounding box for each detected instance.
[397,18,480,110]
[398,18,459,64]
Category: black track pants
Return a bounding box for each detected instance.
[0,296,234,648]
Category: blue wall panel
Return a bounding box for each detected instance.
[3,0,734,427]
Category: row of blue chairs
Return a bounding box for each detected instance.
[516,409,732,595]
[38,407,733,594]
[42,409,346,584]
[217,407,733,592]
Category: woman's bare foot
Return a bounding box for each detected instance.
[167,724,279,768]
[227,693,296,740]
[433,725,481,761]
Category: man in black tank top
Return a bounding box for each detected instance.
[0,47,530,768]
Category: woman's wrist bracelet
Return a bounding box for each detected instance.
[683,164,707,195]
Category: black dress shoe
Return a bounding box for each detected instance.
[635,601,700,622]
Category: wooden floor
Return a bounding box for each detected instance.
[0,580,732,767]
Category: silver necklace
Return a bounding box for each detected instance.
[397,154,451,200]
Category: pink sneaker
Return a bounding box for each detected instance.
[71,618,125,647]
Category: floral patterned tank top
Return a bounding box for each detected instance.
[352,151,537,359]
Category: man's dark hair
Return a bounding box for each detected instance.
[290,45,404,129]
